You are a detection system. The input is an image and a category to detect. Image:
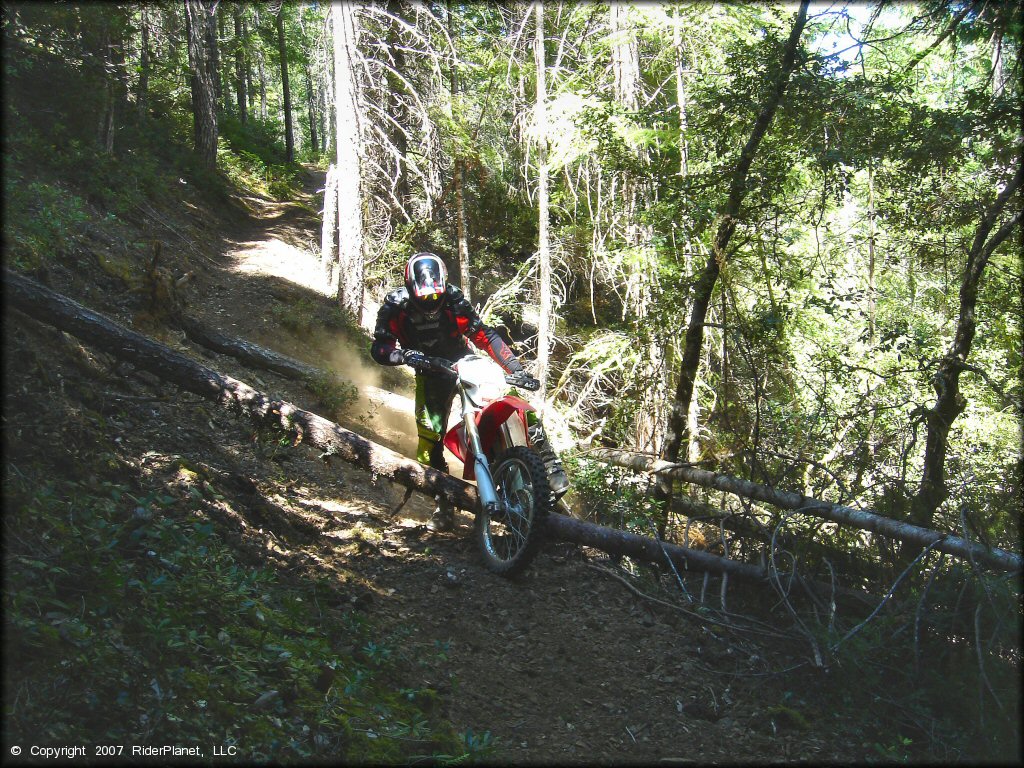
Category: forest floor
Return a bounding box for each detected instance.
[6,168,892,764]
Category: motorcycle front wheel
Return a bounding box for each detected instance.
[476,445,553,576]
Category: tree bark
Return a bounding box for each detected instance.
[206,2,221,106]
[180,316,323,380]
[321,163,340,291]
[386,0,410,219]
[184,0,219,167]
[910,165,1023,528]
[609,1,665,455]
[447,0,471,301]
[305,65,318,155]
[534,1,553,396]
[137,6,150,116]
[7,270,781,581]
[277,6,294,162]
[658,1,809,520]
[544,514,767,581]
[333,1,366,322]
[588,446,1022,574]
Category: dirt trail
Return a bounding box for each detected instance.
[175,172,859,764]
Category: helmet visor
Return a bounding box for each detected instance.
[409,257,445,300]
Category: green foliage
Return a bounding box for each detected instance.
[2,464,466,762]
[2,176,89,268]
[305,371,359,419]
[565,456,663,534]
[219,116,304,201]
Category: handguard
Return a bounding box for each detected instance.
[505,371,540,391]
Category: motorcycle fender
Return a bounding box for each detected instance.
[442,396,534,482]
[477,396,534,461]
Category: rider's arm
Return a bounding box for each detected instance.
[448,288,524,374]
[370,291,407,365]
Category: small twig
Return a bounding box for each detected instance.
[391,486,415,517]
[913,553,944,676]
[768,516,823,666]
[974,603,1005,712]
[831,542,937,652]
[719,518,730,612]
[645,517,692,602]
[584,563,790,640]
[103,392,170,402]
[823,558,838,635]
[690,659,810,678]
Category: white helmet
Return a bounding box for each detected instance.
[404,252,448,316]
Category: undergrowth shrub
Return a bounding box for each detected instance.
[306,371,359,419]
[2,175,89,268]
[565,457,663,534]
[219,116,303,201]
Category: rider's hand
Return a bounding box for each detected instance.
[403,349,429,369]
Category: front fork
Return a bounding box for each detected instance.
[459,386,500,510]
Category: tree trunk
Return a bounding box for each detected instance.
[180,316,323,380]
[258,46,268,121]
[387,0,410,219]
[333,1,366,322]
[233,3,248,122]
[588,446,1022,575]
[7,269,774,582]
[447,0,471,301]
[184,0,219,167]
[244,16,255,114]
[534,1,553,396]
[658,1,809,520]
[673,4,689,178]
[545,514,767,581]
[610,1,665,455]
[305,65,318,156]
[277,7,294,162]
[207,3,221,106]
[137,6,150,116]
[321,163,340,292]
[453,158,472,300]
[910,165,1023,529]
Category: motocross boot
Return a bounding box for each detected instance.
[527,423,570,499]
[428,494,455,532]
[426,448,454,531]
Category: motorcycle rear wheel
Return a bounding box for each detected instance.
[476,445,553,576]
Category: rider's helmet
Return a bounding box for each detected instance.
[404,252,448,316]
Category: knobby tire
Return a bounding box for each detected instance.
[476,445,553,577]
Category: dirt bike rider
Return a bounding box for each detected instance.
[371,251,568,531]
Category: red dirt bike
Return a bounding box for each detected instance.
[405,352,560,576]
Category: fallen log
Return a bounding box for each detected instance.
[180,315,323,381]
[544,514,766,581]
[6,269,771,582]
[583,447,1022,575]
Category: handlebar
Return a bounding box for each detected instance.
[403,351,456,378]
[403,352,540,391]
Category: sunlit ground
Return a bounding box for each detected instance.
[223,219,472,529]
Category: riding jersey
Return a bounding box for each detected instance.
[370,285,523,373]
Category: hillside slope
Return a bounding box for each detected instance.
[4,169,906,764]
